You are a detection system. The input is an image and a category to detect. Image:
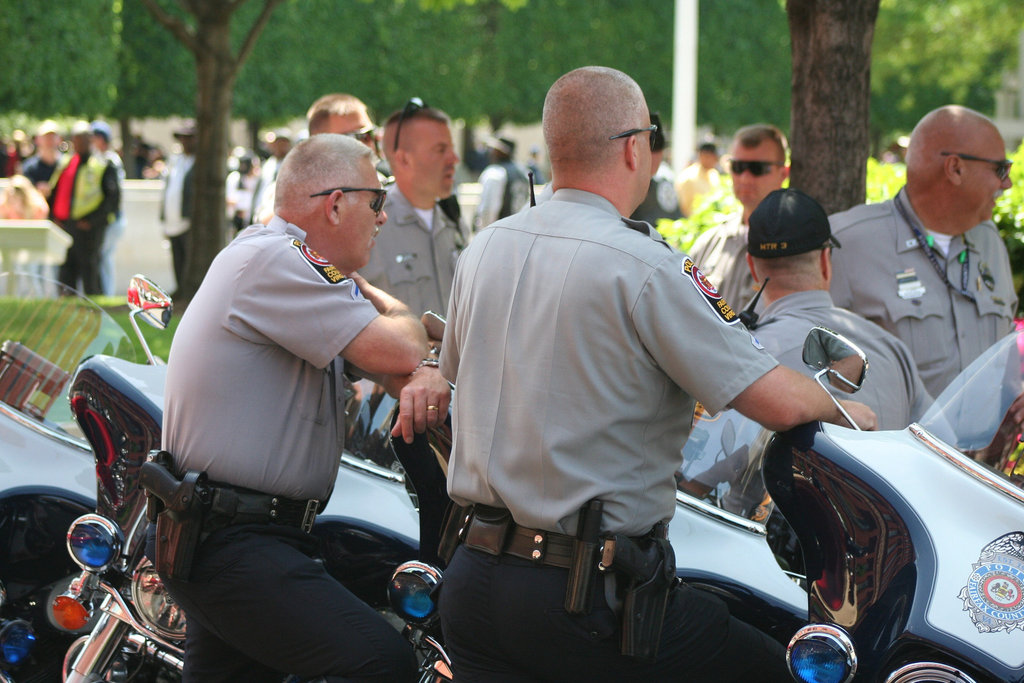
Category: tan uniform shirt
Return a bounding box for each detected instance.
[688,213,757,311]
[753,290,932,430]
[361,185,467,318]
[163,217,379,500]
[829,190,1016,397]
[440,189,778,537]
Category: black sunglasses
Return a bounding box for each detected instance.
[393,97,426,152]
[609,124,659,152]
[309,187,387,215]
[940,151,1012,182]
[729,159,783,177]
[344,126,377,146]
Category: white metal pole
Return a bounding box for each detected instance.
[672,0,698,177]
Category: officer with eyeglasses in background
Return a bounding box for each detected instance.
[828,105,1016,397]
[688,123,790,309]
[254,92,383,225]
[361,98,468,319]
[157,133,451,681]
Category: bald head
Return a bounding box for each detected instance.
[906,105,1001,184]
[274,134,374,218]
[542,66,648,170]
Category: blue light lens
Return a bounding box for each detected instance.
[69,522,117,569]
[790,638,850,683]
[0,619,36,665]
[390,574,435,620]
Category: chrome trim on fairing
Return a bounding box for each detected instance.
[340,453,406,484]
[0,401,90,452]
[674,490,767,536]
[909,424,1024,507]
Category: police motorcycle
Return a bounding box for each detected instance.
[0,271,136,682]
[763,327,1024,683]
[51,275,433,682]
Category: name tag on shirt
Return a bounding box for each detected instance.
[896,268,926,300]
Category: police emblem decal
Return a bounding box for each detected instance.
[959,532,1024,633]
[682,258,738,325]
[290,239,346,284]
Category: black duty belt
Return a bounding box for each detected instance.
[204,482,320,534]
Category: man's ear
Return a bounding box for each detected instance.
[623,135,641,172]
[943,154,964,186]
[821,247,833,284]
[746,252,759,282]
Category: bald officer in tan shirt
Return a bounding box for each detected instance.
[830,106,1016,397]
[437,66,875,683]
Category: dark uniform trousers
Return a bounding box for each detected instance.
[439,545,792,682]
[148,523,416,683]
[58,219,107,295]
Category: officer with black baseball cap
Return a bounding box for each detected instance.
[745,188,931,430]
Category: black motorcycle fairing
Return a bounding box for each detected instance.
[311,515,419,609]
[765,423,1021,682]
[68,356,162,551]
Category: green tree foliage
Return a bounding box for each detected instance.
[871,0,1021,145]
[117,0,194,118]
[0,2,118,116]
[697,0,791,135]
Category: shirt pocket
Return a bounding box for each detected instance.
[385,251,433,287]
[883,295,947,377]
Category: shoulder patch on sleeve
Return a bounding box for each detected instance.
[289,239,347,284]
[682,257,739,325]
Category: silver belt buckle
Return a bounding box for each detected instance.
[301,499,319,534]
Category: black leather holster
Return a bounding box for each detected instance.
[140,451,209,582]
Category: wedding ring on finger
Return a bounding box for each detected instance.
[427,405,439,411]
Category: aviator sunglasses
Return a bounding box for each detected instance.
[309,187,387,216]
[729,159,784,177]
[393,97,426,152]
[940,151,1012,182]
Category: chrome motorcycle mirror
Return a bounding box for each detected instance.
[802,327,868,430]
[126,275,173,365]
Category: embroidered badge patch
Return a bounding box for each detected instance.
[682,258,738,325]
[959,532,1024,634]
[290,239,346,284]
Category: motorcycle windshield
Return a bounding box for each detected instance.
[678,405,775,522]
[918,329,1024,475]
[0,272,136,429]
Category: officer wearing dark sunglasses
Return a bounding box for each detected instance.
[829,105,1016,397]
[688,123,790,310]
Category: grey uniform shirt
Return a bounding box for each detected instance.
[688,212,757,311]
[753,290,932,430]
[361,185,467,318]
[440,188,778,537]
[162,216,379,501]
[830,189,1016,397]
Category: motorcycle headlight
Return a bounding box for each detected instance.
[388,561,442,625]
[0,619,36,666]
[66,514,123,572]
[787,624,857,683]
[131,558,187,641]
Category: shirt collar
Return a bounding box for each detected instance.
[267,214,308,242]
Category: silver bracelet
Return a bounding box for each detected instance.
[417,357,440,369]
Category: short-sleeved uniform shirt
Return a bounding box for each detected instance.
[688,213,757,311]
[440,189,778,537]
[360,185,467,318]
[829,190,1016,397]
[752,290,932,430]
[162,216,379,501]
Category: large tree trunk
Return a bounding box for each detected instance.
[187,15,235,300]
[787,0,880,215]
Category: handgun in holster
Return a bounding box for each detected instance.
[600,525,676,660]
[139,450,209,582]
[565,499,603,614]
